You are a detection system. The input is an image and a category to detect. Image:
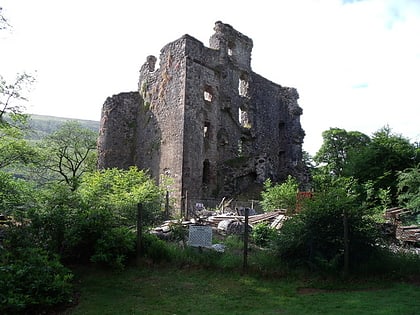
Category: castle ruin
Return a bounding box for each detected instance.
[97,21,308,210]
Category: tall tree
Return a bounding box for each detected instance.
[261,176,299,214]
[0,73,36,126]
[78,166,163,226]
[40,121,98,191]
[0,126,37,169]
[344,126,419,205]
[397,165,420,218]
[0,70,37,169]
[314,128,370,176]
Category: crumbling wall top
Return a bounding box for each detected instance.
[209,21,253,69]
[209,21,253,49]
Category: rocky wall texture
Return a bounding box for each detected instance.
[97,21,309,211]
[97,92,140,170]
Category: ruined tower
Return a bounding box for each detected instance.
[97,21,308,210]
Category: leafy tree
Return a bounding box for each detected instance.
[397,165,420,224]
[90,226,136,270]
[361,180,392,221]
[273,176,378,273]
[55,167,163,264]
[0,176,74,314]
[0,73,38,170]
[77,166,163,226]
[261,176,299,214]
[0,124,38,170]
[314,128,370,176]
[0,171,36,217]
[344,126,418,205]
[0,246,74,314]
[0,73,36,126]
[302,150,316,173]
[251,222,277,247]
[26,167,162,266]
[39,121,98,190]
[0,8,75,311]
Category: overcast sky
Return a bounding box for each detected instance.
[1,0,419,155]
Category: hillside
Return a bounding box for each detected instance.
[27,114,100,139]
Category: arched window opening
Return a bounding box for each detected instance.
[227,41,235,56]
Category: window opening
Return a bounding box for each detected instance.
[279,122,285,137]
[239,107,251,128]
[238,73,249,97]
[227,41,235,56]
[204,85,213,102]
[202,159,210,184]
[279,150,286,166]
[204,121,210,138]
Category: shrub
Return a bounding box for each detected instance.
[272,177,380,273]
[91,226,136,270]
[0,247,73,314]
[261,176,298,213]
[77,167,163,227]
[141,233,172,263]
[0,172,35,217]
[63,207,114,263]
[251,222,277,247]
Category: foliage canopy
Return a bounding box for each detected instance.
[260,176,299,213]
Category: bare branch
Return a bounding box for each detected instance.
[0,7,11,31]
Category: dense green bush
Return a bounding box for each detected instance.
[91,226,136,270]
[251,222,277,247]
[0,247,73,314]
[77,167,163,227]
[63,206,115,263]
[0,171,36,217]
[261,176,298,213]
[397,165,420,225]
[272,177,380,273]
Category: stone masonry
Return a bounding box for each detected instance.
[97,21,308,210]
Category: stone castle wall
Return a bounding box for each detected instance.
[97,21,308,210]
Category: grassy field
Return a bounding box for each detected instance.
[64,265,420,315]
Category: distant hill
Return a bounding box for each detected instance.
[27,114,100,139]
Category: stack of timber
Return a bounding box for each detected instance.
[396,225,420,244]
[151,210,289,239]
[207,210,286,228]
[385,207,420,245]
[385,207,412,223]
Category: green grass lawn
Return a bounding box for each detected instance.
[64,265,420,315]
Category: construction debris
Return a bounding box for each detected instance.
[207,209,286,228]
[396,225,420,244]
[151,209,287,239]
[385,207,420,245]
